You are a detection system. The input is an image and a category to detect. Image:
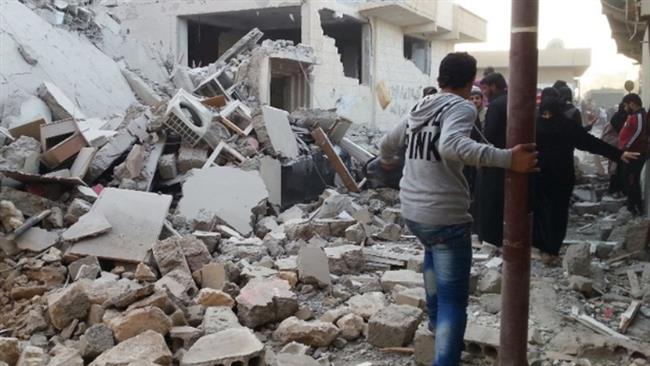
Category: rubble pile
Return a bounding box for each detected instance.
[0,2,649,366]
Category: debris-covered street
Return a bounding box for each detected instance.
[1,1,649,366]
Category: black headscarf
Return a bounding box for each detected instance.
[539,95,562,119]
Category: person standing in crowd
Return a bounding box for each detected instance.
[603,98,629,195]
[465,87,486,233]
[557,85,583,128]
[379,53,538,366]
[618,93,649,216]
[476,72,508,247]
[532,91,638,264]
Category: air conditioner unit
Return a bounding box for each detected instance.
[163,90,212,146]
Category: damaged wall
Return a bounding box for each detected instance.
[0,2,137,124]
[105,0,469,130]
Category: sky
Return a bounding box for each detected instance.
[453,0,640,94]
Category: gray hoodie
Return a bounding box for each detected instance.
[380,92,512,226]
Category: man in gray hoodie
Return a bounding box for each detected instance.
[379,52,538,366]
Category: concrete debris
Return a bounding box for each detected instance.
[297,246,331,287]
[177,167,268,236]
[89,330,172,366]
[61,211,111,242]
[367,304,423,348]
[235,278,298,328]
[47,282,90,330]
[196,288,234,308]
[0,5,647,366]
[563,243,592,277]
[181,328,264,366]
[108,306,172,342]
[273,316,341,347]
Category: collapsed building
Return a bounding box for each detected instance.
[0,1,649,366]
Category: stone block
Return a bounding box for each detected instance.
[193,262,226,290]
[196,288,234,308]
[393,285,426,310]
[478,270,502,294]
[235,278,297,328]
[79,324,115,359]
[367,304,423,348]
[158,154,178,180]
[347,291,388,320]
[380,270,424,292]
[202,306,242,334]
[273,316,340,347]
[47,282,90,330]
[414,324,434,366]
[336,313,365,340]
[0,337,20,366]
[108,306,172,342]
[324,244,364,274]
[177,146,207,174]
[89,330,172,366]
[152,236,192,276]
[563,243,592,277]
[297,246,331,287]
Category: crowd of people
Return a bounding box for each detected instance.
[377,52,648,366]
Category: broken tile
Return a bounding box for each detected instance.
[15,227,60,252]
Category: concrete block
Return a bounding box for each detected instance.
[181,328,264,366]
[381,269,424,292]
[107,306,172,342]
[37,82,86,120]
[257,106,299,158]
[367,304,423,348]
[47,282,89,330]
[193,262,226,290]
[202,306,242,334]
[297,246,331,287]
[177,146,207,174]
[324,244,365,274]
[158,154,178,180]
[347,291,387,319]
[235,278,297,328]
[273,316,340,347]
[563,243,592,277]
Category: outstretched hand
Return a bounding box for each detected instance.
[621,151,640,164]
[510,143,540,173]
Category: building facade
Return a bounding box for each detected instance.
[472,48,592,92]
[109,0,486,130]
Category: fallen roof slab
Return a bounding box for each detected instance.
[68,188,172,263]
[177,167,268,237]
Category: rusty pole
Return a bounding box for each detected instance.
[500,1,539,366]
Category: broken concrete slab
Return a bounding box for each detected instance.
[37,82,86,121]
[0,2,136,120]
[155,268,198,302]
[235,277,298,328]
[177,167,268,236]
[15,226,60,252]
[62,212,111,242]
[79,324,115,359]
[273,316,340,347]
[121,67,163,107]
[181,328,264,366]
[68,188,172,263]
[0,135,40,174]
[478,270,502,294]
[86,130,137,182]
[196,289,234,308]
[297,246,331,287]
[89,330,172,366]
[158,154,178,180]
[256,106,299,159]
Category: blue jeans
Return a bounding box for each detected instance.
[406,220,472,366]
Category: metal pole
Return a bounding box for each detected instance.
[500,1,539,366]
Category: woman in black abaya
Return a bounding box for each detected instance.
[532,93,638,264]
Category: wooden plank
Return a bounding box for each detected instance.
[618,300,641,333]
[219,116,248,136]
[311,127,360,193]
[571,312,629,340]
